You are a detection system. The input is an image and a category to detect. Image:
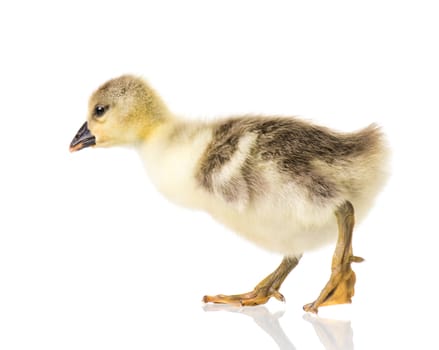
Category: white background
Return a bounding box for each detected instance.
[1,1,438,349]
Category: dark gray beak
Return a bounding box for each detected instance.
[69,122,96,152]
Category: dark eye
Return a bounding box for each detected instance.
[94,105,108,117]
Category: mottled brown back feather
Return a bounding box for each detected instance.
[196,116,383,202]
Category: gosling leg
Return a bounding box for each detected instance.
[303,201,364,313]
[203,256,300,306]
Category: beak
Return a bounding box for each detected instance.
[69,122,96,152]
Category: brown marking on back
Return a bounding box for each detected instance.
[197,119,244,190]
[196,116,384,203]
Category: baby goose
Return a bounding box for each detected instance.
[70,75,389,313]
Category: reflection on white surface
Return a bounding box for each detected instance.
[203,304,354,350]
[303,313,354,350]
[203,304,296,349]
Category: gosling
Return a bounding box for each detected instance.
[70,75,389,313]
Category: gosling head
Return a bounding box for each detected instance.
[70,75,169,152]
